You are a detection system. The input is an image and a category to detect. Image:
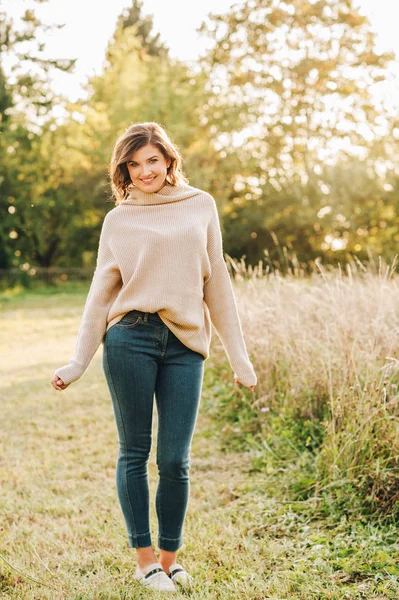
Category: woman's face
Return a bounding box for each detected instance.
[127,143,171,193]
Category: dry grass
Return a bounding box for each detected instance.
[0,291,271,599]
[222,262,399,513]
[1,282,399,598]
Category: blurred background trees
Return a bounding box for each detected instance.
[199,0,399,266]
[1,0,399,275]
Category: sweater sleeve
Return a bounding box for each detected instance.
[203,198,257,387]
[54,213,122,386]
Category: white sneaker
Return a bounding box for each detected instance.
[168,563,194,589]
[134,562,176,593]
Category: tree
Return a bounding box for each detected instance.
[198,0,398,265]
[0,0,76,269]
[0,2,75,124]
[117,0,168,57]
[6,119,101,268]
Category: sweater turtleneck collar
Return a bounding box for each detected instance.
[121,182,202,206]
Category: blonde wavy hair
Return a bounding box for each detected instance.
[109,122,189,204]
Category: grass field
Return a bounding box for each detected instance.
[1,284,399,599]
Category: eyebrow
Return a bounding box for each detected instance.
[128,156,159,163]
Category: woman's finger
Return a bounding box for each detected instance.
[234,380,256,393]
[51,376,67,391]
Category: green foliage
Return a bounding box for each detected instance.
[212,374,399,521]
[199,0,399,265]
[0,0,77,269]
[4,121,107,268]
[199,0,395,173]
[2,0,399,273]
[0,1,75,123]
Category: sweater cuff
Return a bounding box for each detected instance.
[54,363,86,386]
[233,362,257,388]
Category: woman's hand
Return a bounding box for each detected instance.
[234,380,255,393]
[50,376,70,391]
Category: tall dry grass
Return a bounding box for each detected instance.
[1,263,399,597]
[215,254,399,517]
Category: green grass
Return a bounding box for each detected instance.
[1,288,398,599]
[0,281,90,309]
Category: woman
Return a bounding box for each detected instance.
[51,122,257,593]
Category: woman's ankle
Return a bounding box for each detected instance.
[159,549,178,573]
[136,546,158,570]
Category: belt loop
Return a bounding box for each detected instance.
[143,312,149,322]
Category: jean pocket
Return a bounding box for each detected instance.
[114,313,143,328]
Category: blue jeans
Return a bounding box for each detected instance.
[102,310,205,551]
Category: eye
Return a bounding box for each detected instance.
[129,159,158,166]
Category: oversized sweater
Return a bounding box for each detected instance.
[54,183,257,387]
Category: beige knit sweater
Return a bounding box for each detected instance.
[54,183,257,387]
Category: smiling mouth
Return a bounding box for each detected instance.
[141,177,155,183]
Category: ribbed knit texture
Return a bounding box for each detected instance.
[54,183,257,387]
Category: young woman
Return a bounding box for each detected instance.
[51,122,257,593]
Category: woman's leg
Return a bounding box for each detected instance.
[102,320,159,557]
[154,330,204,569]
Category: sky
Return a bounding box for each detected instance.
[3,0,399,104]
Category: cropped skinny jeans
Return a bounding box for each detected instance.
[102,310,204,551]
